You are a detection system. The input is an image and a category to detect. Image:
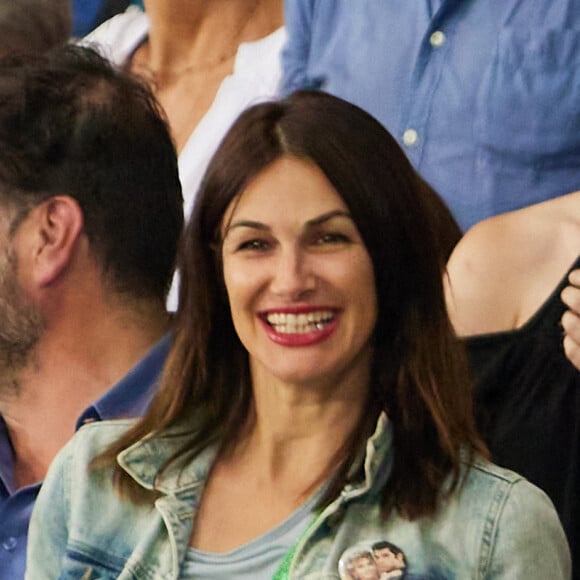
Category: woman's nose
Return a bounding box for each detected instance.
[269,248,316,299]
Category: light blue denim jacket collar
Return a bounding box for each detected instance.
[118,429,218,493]
[118,412,393,497]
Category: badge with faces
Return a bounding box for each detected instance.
[338,540,407,580]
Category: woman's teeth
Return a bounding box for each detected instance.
[266,311,334,334]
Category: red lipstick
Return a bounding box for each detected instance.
[259,308,339,347]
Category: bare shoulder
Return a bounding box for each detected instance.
[445,194,580,336]
[445,211,534,335]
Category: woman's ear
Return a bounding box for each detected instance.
[28,196,85,287]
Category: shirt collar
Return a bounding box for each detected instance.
[0,333,171,494]
[0,416,16,494]
[75,332,172,430]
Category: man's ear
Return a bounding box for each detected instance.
[30,196,85,287]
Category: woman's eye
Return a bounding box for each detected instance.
[237,239,270,252]
[315,232,350,245]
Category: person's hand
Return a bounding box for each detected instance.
[561,268,580,370]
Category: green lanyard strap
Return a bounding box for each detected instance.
[272,513,321,580]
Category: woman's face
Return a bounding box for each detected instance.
[352,555,381,580]
[221,156,377,392]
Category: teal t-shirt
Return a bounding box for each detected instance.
[180,490,320,579]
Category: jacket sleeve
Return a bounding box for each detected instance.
[485,478,571,579]
[25,438,74,579]
[279,0,316,95]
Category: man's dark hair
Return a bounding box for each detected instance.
[372,541,403,556]
[0,0,71,55]
[0,44,183,300]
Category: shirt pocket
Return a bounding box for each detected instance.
[475,27,580,169]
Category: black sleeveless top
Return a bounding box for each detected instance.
[465,256,580,576]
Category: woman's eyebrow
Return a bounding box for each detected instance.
[306,210,352,227]
[223,220,270,238]
[224,210,352,237]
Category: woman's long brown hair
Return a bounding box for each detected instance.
[93,91,486,518]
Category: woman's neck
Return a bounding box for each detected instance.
[248,401,365,492]
[231,359,372,493]
[142,0,281,76]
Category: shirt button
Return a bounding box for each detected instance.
[2,537,17,551]
[403,128,419,147]
[430,30,446,47]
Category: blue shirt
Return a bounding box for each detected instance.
[0,333,171,580]
[73,0,111,37]
[72,0,143,37]
[281,0,580,230]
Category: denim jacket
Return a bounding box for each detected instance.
[26,415,570,579]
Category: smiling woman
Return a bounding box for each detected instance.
[26,92,570,579]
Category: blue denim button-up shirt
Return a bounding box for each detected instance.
[281,0,580,231]
[26,414,570,579]
[0,333,171,580]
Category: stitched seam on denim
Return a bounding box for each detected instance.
[478,477,513,577]
[65,543,127,572]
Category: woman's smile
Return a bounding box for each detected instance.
[259,307,340,345]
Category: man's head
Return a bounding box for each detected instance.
[372,541,406,574]
[0,44,183,299]
[0,45,183,377]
